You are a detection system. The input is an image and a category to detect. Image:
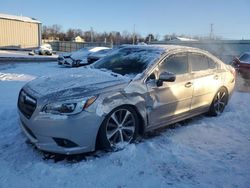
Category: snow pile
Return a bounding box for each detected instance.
[0,50,29,57]
[0,50,58,58]
[0,62,250,188]
[0,73,35,81]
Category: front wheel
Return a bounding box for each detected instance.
[97,106,139,151]
[209,87,228,116]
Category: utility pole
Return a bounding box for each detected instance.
[132,24,135,45]
[148,34,152,44]
[210,23,214,40]
[90,27,94,43]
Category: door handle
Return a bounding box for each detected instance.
[185,82,193,88]
[214,75,219,80]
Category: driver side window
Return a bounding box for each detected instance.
[159,53,188,75]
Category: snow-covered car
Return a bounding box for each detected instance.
[34,44,53,55]
[87,48,112,64]
[18,45,235,155]
[58,47,110,67]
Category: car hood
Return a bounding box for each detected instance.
[24,68,129,101]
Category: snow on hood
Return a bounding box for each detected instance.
[24,68,128,100]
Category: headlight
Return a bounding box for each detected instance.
[42,96,97,115]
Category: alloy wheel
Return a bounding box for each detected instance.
[213,90,227,115]
[106,109,136,148]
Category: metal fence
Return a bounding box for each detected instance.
[42,40,112,52]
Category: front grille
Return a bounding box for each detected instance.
[18,90,37,119]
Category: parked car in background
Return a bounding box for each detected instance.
[18,45,235,155]
[87,48,112,64]
[29,44,53,56]
[58,47,110,67]
[232,52,250,84]
[36,44,53,55]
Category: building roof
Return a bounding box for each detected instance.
[0,13,41,24]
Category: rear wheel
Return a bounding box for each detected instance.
[209,87,228,116]
[97,106,139,151]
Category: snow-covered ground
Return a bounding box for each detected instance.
[0,50,58,60]
[0,62,250,188]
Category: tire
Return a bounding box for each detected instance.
[97,106,139,151]
[46,51,52,56]
[39,51,45,55]
[208,87,229,116]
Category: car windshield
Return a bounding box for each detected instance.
[239,53,250,63]
[93,47,163,77]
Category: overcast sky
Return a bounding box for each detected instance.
[1,0,249,39]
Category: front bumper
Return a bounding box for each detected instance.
[18,108,104,155]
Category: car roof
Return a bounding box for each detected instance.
[119,44,222,64]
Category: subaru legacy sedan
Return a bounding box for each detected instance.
[18,45,235,154]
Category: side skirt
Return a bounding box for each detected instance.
[146,106,209,132]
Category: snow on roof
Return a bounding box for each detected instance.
[122,44,200,53]
[0,13,41,24]
[172,37,198,42]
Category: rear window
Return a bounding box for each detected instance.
[189,53,217,71]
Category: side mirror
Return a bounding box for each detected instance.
[157,72,176,87]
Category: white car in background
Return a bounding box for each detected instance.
[36,44,53,55]
[29,44,53,56]
[58,47,110,67]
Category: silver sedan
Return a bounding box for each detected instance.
[18,45,235,154]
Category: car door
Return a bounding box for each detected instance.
[146,53,193,127]
[188,53,221,110]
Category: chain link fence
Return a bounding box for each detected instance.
[42,40,112,52]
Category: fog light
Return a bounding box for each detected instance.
[53,138,78,148]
